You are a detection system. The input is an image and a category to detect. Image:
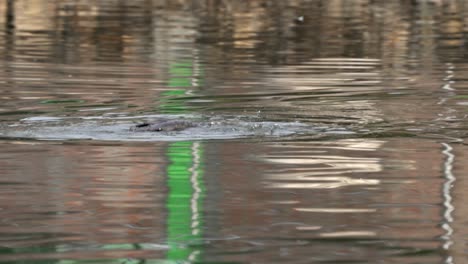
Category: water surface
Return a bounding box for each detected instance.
[0,1,468,263]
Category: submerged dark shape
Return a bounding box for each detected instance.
[130,119,196,132]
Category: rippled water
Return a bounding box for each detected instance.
[1,0,468,263]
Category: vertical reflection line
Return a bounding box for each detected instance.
[188,141,203,261]
[442,63,455,91]
[441,143,455,262]
[166,142,205,262]
[165,45,205,262]
[190,142,202,236]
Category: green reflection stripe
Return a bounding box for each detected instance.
[160,62,193,113]
[166,142,204,261]
[168,62,192,87]
[165,59,205,263]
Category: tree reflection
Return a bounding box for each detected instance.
[5,0,14,31]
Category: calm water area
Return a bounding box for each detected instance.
[1,0,468,263]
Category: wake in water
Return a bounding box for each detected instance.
[0,114,339,141]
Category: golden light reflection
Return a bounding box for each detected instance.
[262,139,384,189]
[295,208,376,213]
[265,178,379,189]
[15,0,53,31]
[232,13,263,49]
[263,156,381,171]
[321,139,385,151]
[319,231,376,238]
[230,3,269,49]
[296,226,322,231]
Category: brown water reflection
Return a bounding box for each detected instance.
[0,137,461,263]
[1,0,468,263]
